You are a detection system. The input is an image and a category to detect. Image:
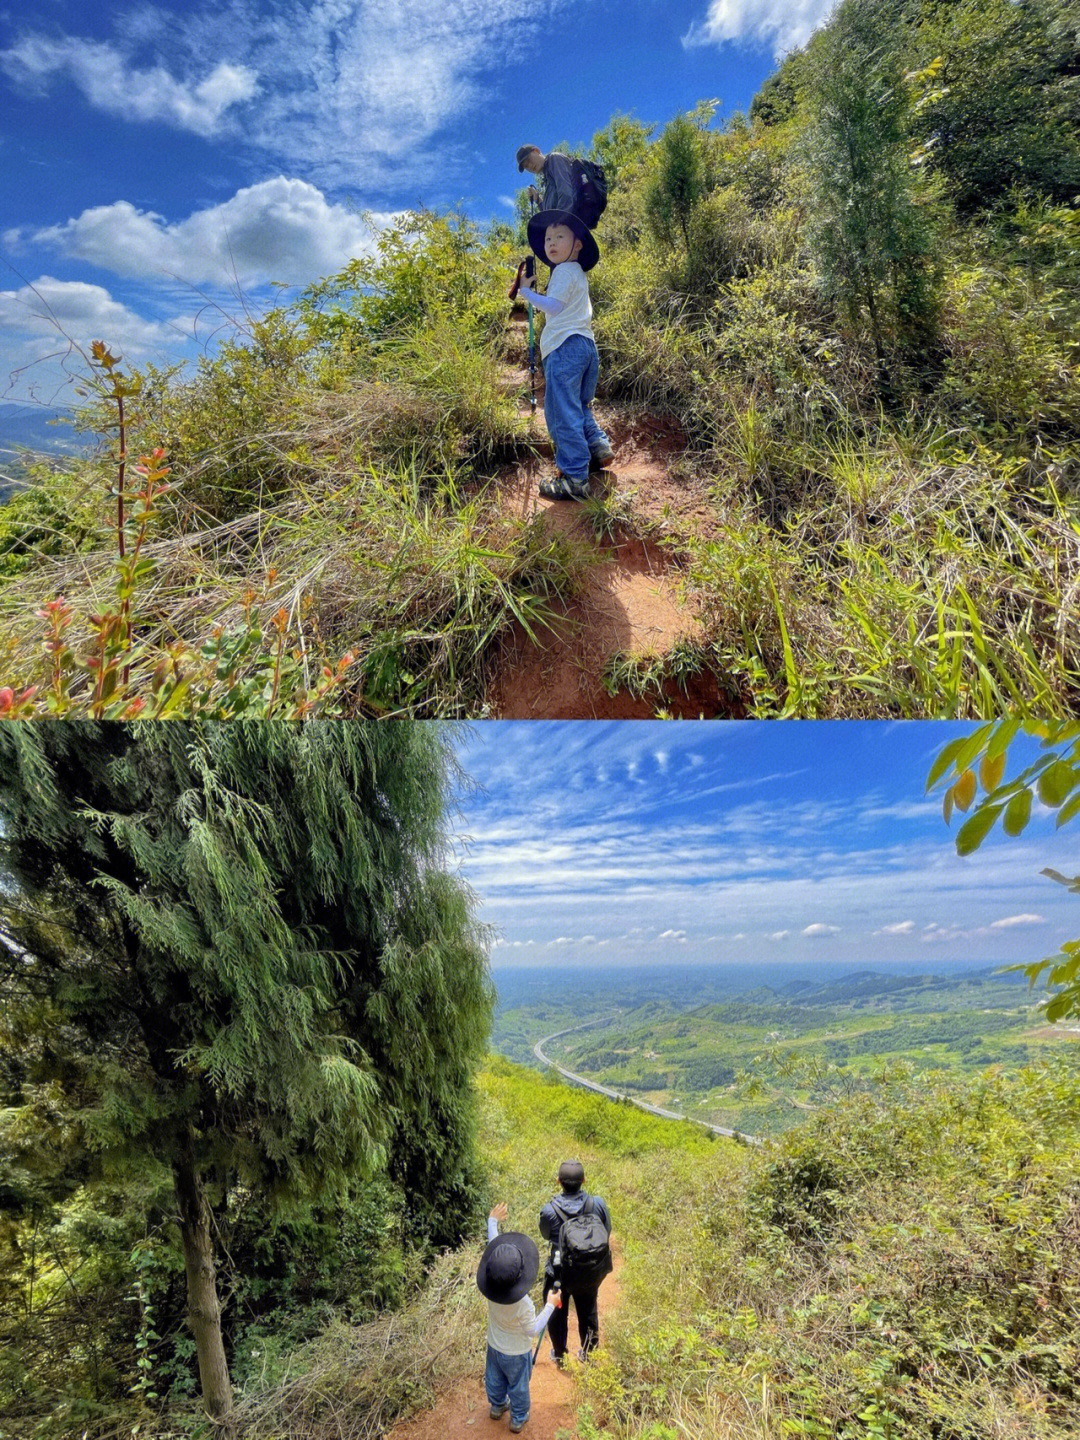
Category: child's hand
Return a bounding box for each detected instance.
[551,1287,563,1309]
[490,1201,509,1223]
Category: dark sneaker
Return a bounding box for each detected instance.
[550,1348,566,1369]
[509,1419,529,1434]
[539,472,589,501]
[589,446,615,471]
[490,1403,507,1419]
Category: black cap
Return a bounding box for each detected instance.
[558,1159,585,1191]
[477,1231,540,1303]
[517,144,541,171]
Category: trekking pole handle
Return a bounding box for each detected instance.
[508,259,527,301]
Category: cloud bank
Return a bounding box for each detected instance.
[4,0,573,187]
[2,36,257,136]
[15,180,386,289]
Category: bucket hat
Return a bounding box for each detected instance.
[527,209,600,273]
[477,1231,540,1304]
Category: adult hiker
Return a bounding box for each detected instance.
[539,1160,613,1365]
[516,145,576,214]
[515,146,607,228]
[514,211,615,499]
[478,1201,562,1434]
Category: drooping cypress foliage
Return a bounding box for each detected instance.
[0,722,493,1422]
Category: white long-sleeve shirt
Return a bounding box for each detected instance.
[518,260,593,360]
[485,1216,556,1355]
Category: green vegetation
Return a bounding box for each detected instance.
[498,968,1077,1138]
[4,954,1078,1440]
[0,722,493,1432]
[247,1055,1080,1440]
[2,0,1078,716]
[574,1056,1080,1440]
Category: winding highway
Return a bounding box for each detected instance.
[533,1019,762,1146]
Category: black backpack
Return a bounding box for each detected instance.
[570,159,608,228]
[551,1196,612,1286]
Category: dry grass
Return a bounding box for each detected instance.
[236,1249,485,1440]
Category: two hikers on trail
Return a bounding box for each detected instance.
[477,1162,614,1432]
[514,145,613,501]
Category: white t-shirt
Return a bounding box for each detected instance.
[487,1295,545,1355]
[483,1217,555,1355]
[539,261,593,360]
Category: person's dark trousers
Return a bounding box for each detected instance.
[543,1271,601,1357]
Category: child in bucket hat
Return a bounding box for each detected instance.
[516,210,614,500]
[478,1202,562,1431]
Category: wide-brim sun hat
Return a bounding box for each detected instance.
[477,1231,540,1303]
[527,209,600,273]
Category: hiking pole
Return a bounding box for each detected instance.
[507,256,538,416]
[525,255,537,415]
[533,1283,560,1365]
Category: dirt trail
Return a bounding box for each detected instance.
[386,1244,623,1440]
[488,315,735,718]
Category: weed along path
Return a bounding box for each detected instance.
[488,314,734,719]
[384,1245,623,1440]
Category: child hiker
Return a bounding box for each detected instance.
[516,209,614,500]
[477,1201,563,1433]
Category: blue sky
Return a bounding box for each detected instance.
[448,722,1072,972]
[0,0,830,404]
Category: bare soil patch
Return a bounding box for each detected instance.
[487,337,737,716]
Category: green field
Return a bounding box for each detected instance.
[493,967,1080,1138]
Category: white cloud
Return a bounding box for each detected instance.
[0,277,173,354]
[768,930,790,941]
[658,929,688,943]
[876,920,916,935]
[803,922,840,937]
[990,914,1046,929]
[4,2,576,188]
[0,277,185,403]
[1,37,257,136]
[19,180,387,289]
[682,0,836,58]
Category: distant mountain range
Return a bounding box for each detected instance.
[0,403,90,458]
[0,404,94,499]
[492,959,1016,1014]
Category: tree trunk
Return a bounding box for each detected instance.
[173,1144,233,1425]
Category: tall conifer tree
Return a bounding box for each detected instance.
[0,722,493,1422]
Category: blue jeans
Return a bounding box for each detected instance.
[485,1345,533,1426]
[542,334,610,482]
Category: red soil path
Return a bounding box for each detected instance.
[489,318,737,717]
[385,1244,623,1440]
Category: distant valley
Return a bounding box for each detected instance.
[492,961,1076,1137]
